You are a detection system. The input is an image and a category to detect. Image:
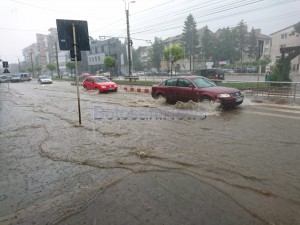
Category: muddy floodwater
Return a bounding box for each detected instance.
[0,81,300,225]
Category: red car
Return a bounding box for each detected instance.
[83,76,118,93]
[151,76,244,107]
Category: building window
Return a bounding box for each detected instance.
[280,44,286,48]
[264,48,269,54]
[265,40,270,45]
[281,33,288,39]
[98,56,100,61]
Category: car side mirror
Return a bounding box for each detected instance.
[189,84,195,88]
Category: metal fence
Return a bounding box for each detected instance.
[223,81,300,103]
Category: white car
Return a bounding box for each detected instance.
[38,76,53,84]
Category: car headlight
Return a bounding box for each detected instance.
[217,93,231,98]
[101,86,107,88]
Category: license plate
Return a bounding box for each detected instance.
[109,88,114,90]
[236,97,244,102]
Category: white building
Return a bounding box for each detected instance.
[270,24,300,75]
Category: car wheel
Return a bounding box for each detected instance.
[156,93,165,99]
[201,96,211,103]
[156,93,168,103]
[83,86,87,91]
[95,87,100,93]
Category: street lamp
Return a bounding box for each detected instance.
[122,0,135,81]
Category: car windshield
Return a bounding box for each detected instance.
[94,77,110,83]
[191,77,216,88]
[40,76,49,79]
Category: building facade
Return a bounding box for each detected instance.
[270,24,300,75]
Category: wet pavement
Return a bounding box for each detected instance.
[0,80,300,225]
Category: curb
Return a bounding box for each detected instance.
[250,98,297,105]
[71,83,151,94]
[123,86,150,94]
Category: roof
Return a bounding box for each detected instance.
[270,25,295,35]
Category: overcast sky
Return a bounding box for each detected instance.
[1,0,299,64]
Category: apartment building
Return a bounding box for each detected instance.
[270,24,300,75]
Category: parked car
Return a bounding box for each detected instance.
[151,76,244,107]
[19,73,31,81]
[193,68,225,80]
[123,73,139,80]
[83,76,118,93]
[11,74,22,82]
[0,75,12,83]
[11,73,31,82]
[38,76,53,84]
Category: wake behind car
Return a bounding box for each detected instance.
[83,76,118,93]
[151,76,244,107]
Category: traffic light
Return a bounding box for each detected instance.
[130,39,133,46]
[2,61,9,68]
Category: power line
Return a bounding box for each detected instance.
[129,0,298,36]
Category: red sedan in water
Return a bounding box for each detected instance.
[83,76,118,93]
[151,76,244,107]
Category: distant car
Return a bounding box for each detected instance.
[38,76,52,84]
[20,73,31,81]
[151,76,244,107]
[0,75,12,83]
[80,73,91,79]
[11,74,22,82]
[193,68,225,80]
[83,76,118,93]
[124,73,139,80]
[11,73,31,82]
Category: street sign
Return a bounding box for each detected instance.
[56,19,90,51]
[3,68,10,73]
[2,61,9,68]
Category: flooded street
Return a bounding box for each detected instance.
[0,80,300,225]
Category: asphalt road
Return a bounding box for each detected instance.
[0,80,300,225]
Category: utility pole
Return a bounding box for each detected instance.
[30,52,35,77]
[126,8,132,82]
[55,41,60,78]
[18,58,21,72]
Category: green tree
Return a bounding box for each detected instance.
[151,37,164,72]
[247,27,259,61]
[104,56,116,75]
[27,67,33,73]
[182,14,199,71]
[47,63,56,77]
[214,27,239,63]
[163,44,184,77]
[66,62,75,77]
[34,66,42,75]
[271,58,291,82]
[201,26,216,66]
[234,20,248,66]
[132,48,143,72]
[294,21,300,33]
